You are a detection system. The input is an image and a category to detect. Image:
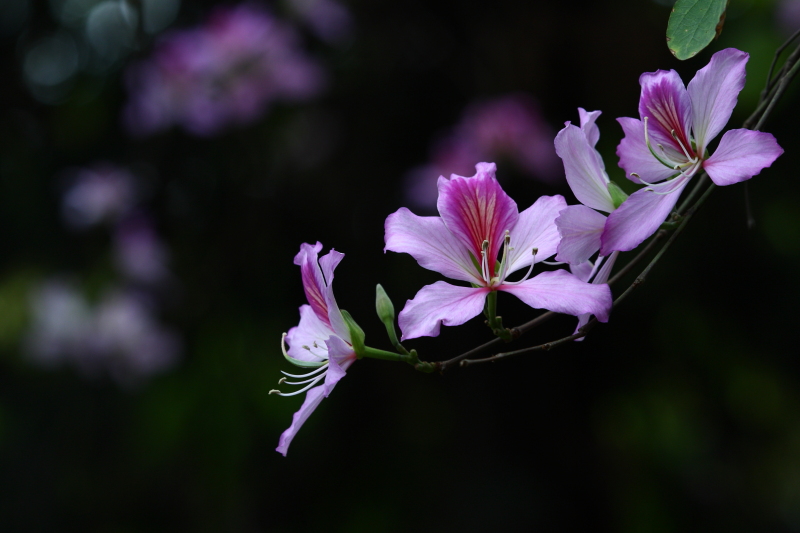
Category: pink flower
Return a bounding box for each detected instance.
[385,163,612,340]
[272,242,357,456]
[604,48,783,255]
[553,109,624,265]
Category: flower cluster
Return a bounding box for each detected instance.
[273,48,783,455]
[24,163,179,385]
[123,3,326,136]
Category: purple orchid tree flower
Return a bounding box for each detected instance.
[554,108,628,266]
[385,162,613,340]
[603,48,783,255]
[271,242,357,456]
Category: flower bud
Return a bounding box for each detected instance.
[375,284,395,324]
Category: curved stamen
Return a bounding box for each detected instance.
[644,117,681,169]
[498,230,512,282]
[671,129,697,163]
[503,248,538,285]
[269,372,327,397]
[480,239,490,282]
[280,362,329,379]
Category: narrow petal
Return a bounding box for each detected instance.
[437,163,519,274]
[397,281,489,340]
[276,385,325,456]
[323,335,355,396]
[570,260,595,283]
[578,108,602,148]
[555,124,615,213]
[294,242,330,327]
[499,269,612,322]
[285,304,333,363]
[600,176,689,255]
[317,249,349,341]
[555,205,607,264]
[638,69,693,159]
[616,117,682,184]
[384,207,480,284]
[703,129,784,186]
[505,195,567,274]
[687,48,748,151]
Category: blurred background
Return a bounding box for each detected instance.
[1,0,799,530]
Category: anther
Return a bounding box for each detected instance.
[269,389,281,395]
[279,377,287,384]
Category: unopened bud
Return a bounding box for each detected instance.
[375,284,395,324]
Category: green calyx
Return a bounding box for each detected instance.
[341,309,366,358]
[607,181,629,209]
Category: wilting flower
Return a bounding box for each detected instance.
[604,48,783,254]
[385,162,613,340]
[404,94,560,209]
[124,3,326,136]
[272,242,357,456]
[554,108,627,265]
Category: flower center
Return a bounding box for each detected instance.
[480,230,538,288]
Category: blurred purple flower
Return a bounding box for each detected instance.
[776,0,800,35]
[404,94,560,209]
[61,164,137,229]
[114,215,170,285]
[124,3,326,136]
[287,0,354,44]
[25,281,180,385]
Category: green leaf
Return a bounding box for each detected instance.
[666,0,728,60]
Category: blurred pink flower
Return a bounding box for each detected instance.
[124,3,326,136]
[404,94,560,209]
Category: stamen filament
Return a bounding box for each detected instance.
[269,373,327,397]
[280,362,329,379]
[644,116,681,169]
[503,248,538,286]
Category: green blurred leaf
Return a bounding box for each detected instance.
[666,0,728,60]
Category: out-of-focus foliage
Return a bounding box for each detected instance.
[1,0,799,531]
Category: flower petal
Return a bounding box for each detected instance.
[437,163,519,272]
[555,123,615,213]
[600,176,689,255]
[505,195,567,274]
[397,281,489,340]
[570,260,595,283]
[703,129,784,186]
[555,205,607,264]
[285,304,332,363]
[276,384,325,456]
[317,249,349,341]
[323,335,355,395]
[638,69,693,161]
[687,48,748,151]
[578,108,602,147]
[616,117,682,184]
[499,269,612,322]
[384,207,480,283]
[294,242,330,327]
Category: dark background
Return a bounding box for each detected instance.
[2,0,799,531]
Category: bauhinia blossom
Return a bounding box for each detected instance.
[271,242,357,456]
[384,162,613,340]
[554,108,628,265]
[603,48,783,255]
